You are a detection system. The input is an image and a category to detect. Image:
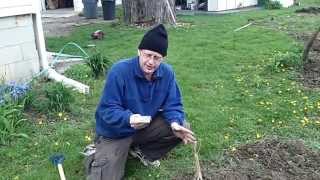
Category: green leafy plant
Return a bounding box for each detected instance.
[274,51,302,70]
[64,64,92,82]
[24,81,75,114]
[44,82,75,112]
[85,52,112,79]
[0,102,28,144]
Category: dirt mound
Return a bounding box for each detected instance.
[173,138,320,180]
[301,32,320,88]
[295,7,320,14]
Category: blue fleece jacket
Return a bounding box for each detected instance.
[95,56,185,139]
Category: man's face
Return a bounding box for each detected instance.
[138,49,164,77]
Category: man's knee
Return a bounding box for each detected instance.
[86,136,132,180]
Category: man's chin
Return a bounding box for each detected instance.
[144,70,154,74]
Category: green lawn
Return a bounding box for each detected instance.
[1,1,320,179]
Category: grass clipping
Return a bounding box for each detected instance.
[193,142,203,180]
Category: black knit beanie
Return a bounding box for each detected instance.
[138,24,168,57]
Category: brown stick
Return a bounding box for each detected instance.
[302,27,320,63]
[193,142,203,180]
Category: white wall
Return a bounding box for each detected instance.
[208,0,257,11]
[0,1,45,83]
[275,0,294,7]
[0,15,40,82]
[0,0,36,17]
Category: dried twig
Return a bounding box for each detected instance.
[193,141,203,180]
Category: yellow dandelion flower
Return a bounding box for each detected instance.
[304,117,309,123]
[224,134,229,140]
[58,112,63,117]
[85,135,92,141]
[256,133,262,139]
[293,110,297,114]
[55,142,59,146]
[64,117,67,121]
[38,121,43,125]
[231,147,237,152]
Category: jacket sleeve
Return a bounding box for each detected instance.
[162,72,185,125]
[95,68,132,128]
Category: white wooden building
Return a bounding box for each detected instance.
[207,0,258,11]
[188,0,294,11]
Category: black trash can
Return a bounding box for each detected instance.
[82,0,98,19]
[102,0,116,20]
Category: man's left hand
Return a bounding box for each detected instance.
[171,122,196,144]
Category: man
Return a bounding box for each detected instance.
[86,24,196,180]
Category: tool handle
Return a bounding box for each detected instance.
[57,164,66,180]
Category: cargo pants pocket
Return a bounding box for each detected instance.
[86,158,108,180]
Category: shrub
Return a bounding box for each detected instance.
[265,0,282,9]
[85,52,112,78]
[258,0,282,9]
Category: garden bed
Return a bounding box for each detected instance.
[174,138,320,180]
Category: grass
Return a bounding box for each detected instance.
[1,1,320,179]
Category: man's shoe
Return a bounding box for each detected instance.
[129,148,160,168]
[81,144,96,156]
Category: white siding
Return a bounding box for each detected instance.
[0,15,40,82]
[207,0,257,11]
[0,0,36,18]
[276,0,294,7]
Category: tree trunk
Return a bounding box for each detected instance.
[122,0,176,25]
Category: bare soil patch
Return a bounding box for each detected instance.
[42,15,107,37]
[295,7,320,14]
[300,32,320,88]
[173,138,320,180]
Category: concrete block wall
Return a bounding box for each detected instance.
[0,15,40,83]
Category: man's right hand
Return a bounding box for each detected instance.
[171,122,196,144]
[130,114,151,130]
